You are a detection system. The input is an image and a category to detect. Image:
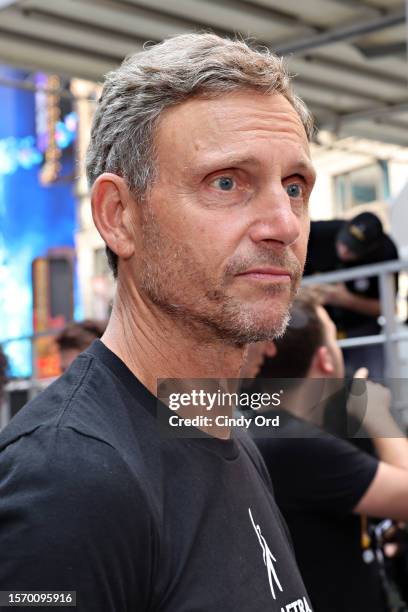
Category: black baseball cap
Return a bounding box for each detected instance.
[336,212,383,258]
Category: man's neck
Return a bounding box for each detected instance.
[101,286,245,398]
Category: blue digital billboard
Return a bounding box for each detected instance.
[0,66,80,377]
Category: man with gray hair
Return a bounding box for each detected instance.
[0,34,316,611]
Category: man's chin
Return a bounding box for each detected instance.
[212,289,294,343]
[247,311,291,341]
[213,308,291,346]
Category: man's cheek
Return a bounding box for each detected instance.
[296,232,309,269]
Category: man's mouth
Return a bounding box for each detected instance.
[235,267,292,281]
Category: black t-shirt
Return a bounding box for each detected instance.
[253,411,382,612]
[304,220,399,332]
[0,340,313,612]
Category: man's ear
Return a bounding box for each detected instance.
[264,342,277,358]
[314,346,335,375]
[91,173,137,262]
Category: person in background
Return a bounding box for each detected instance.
[248,290,408,612]
[304,212,399,378]
[55,319,106,372]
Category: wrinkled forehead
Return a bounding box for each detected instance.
[154,90,311,165]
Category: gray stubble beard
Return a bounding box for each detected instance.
[139,207,301,346]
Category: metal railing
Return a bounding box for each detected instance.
[302,258,408,381]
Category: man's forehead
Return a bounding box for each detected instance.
[160,90,304,132]
[156,90,312,167]
[209,93,306,136]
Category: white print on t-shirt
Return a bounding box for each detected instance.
[280,597,312,612]
[248,507,283,600]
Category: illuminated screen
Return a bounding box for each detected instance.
[0,66,80,377]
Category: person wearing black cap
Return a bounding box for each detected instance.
[304,212,399,378]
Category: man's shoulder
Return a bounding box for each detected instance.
[0,353,95,452]
[1,422,135,491]
[1,350,155,454]
[0,350,162,498]
[0,412,161,535]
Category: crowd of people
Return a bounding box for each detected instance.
[246,290,408,611]
[0,31,406,612]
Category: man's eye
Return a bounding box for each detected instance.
[212,176,235,191]
[286,183,303,198]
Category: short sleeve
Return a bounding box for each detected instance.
[257,433,379,516]
[0,426,156,612]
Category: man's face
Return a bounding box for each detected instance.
[316,306,345,379]
[336,240,358,263]
[133,90,315,345]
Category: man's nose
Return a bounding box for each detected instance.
[247,184,302,248]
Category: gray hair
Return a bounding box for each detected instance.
[86,32,314,277]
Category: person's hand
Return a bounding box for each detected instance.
[318,283,350,307]
[347,367,393,436]
[305,284,327,304]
